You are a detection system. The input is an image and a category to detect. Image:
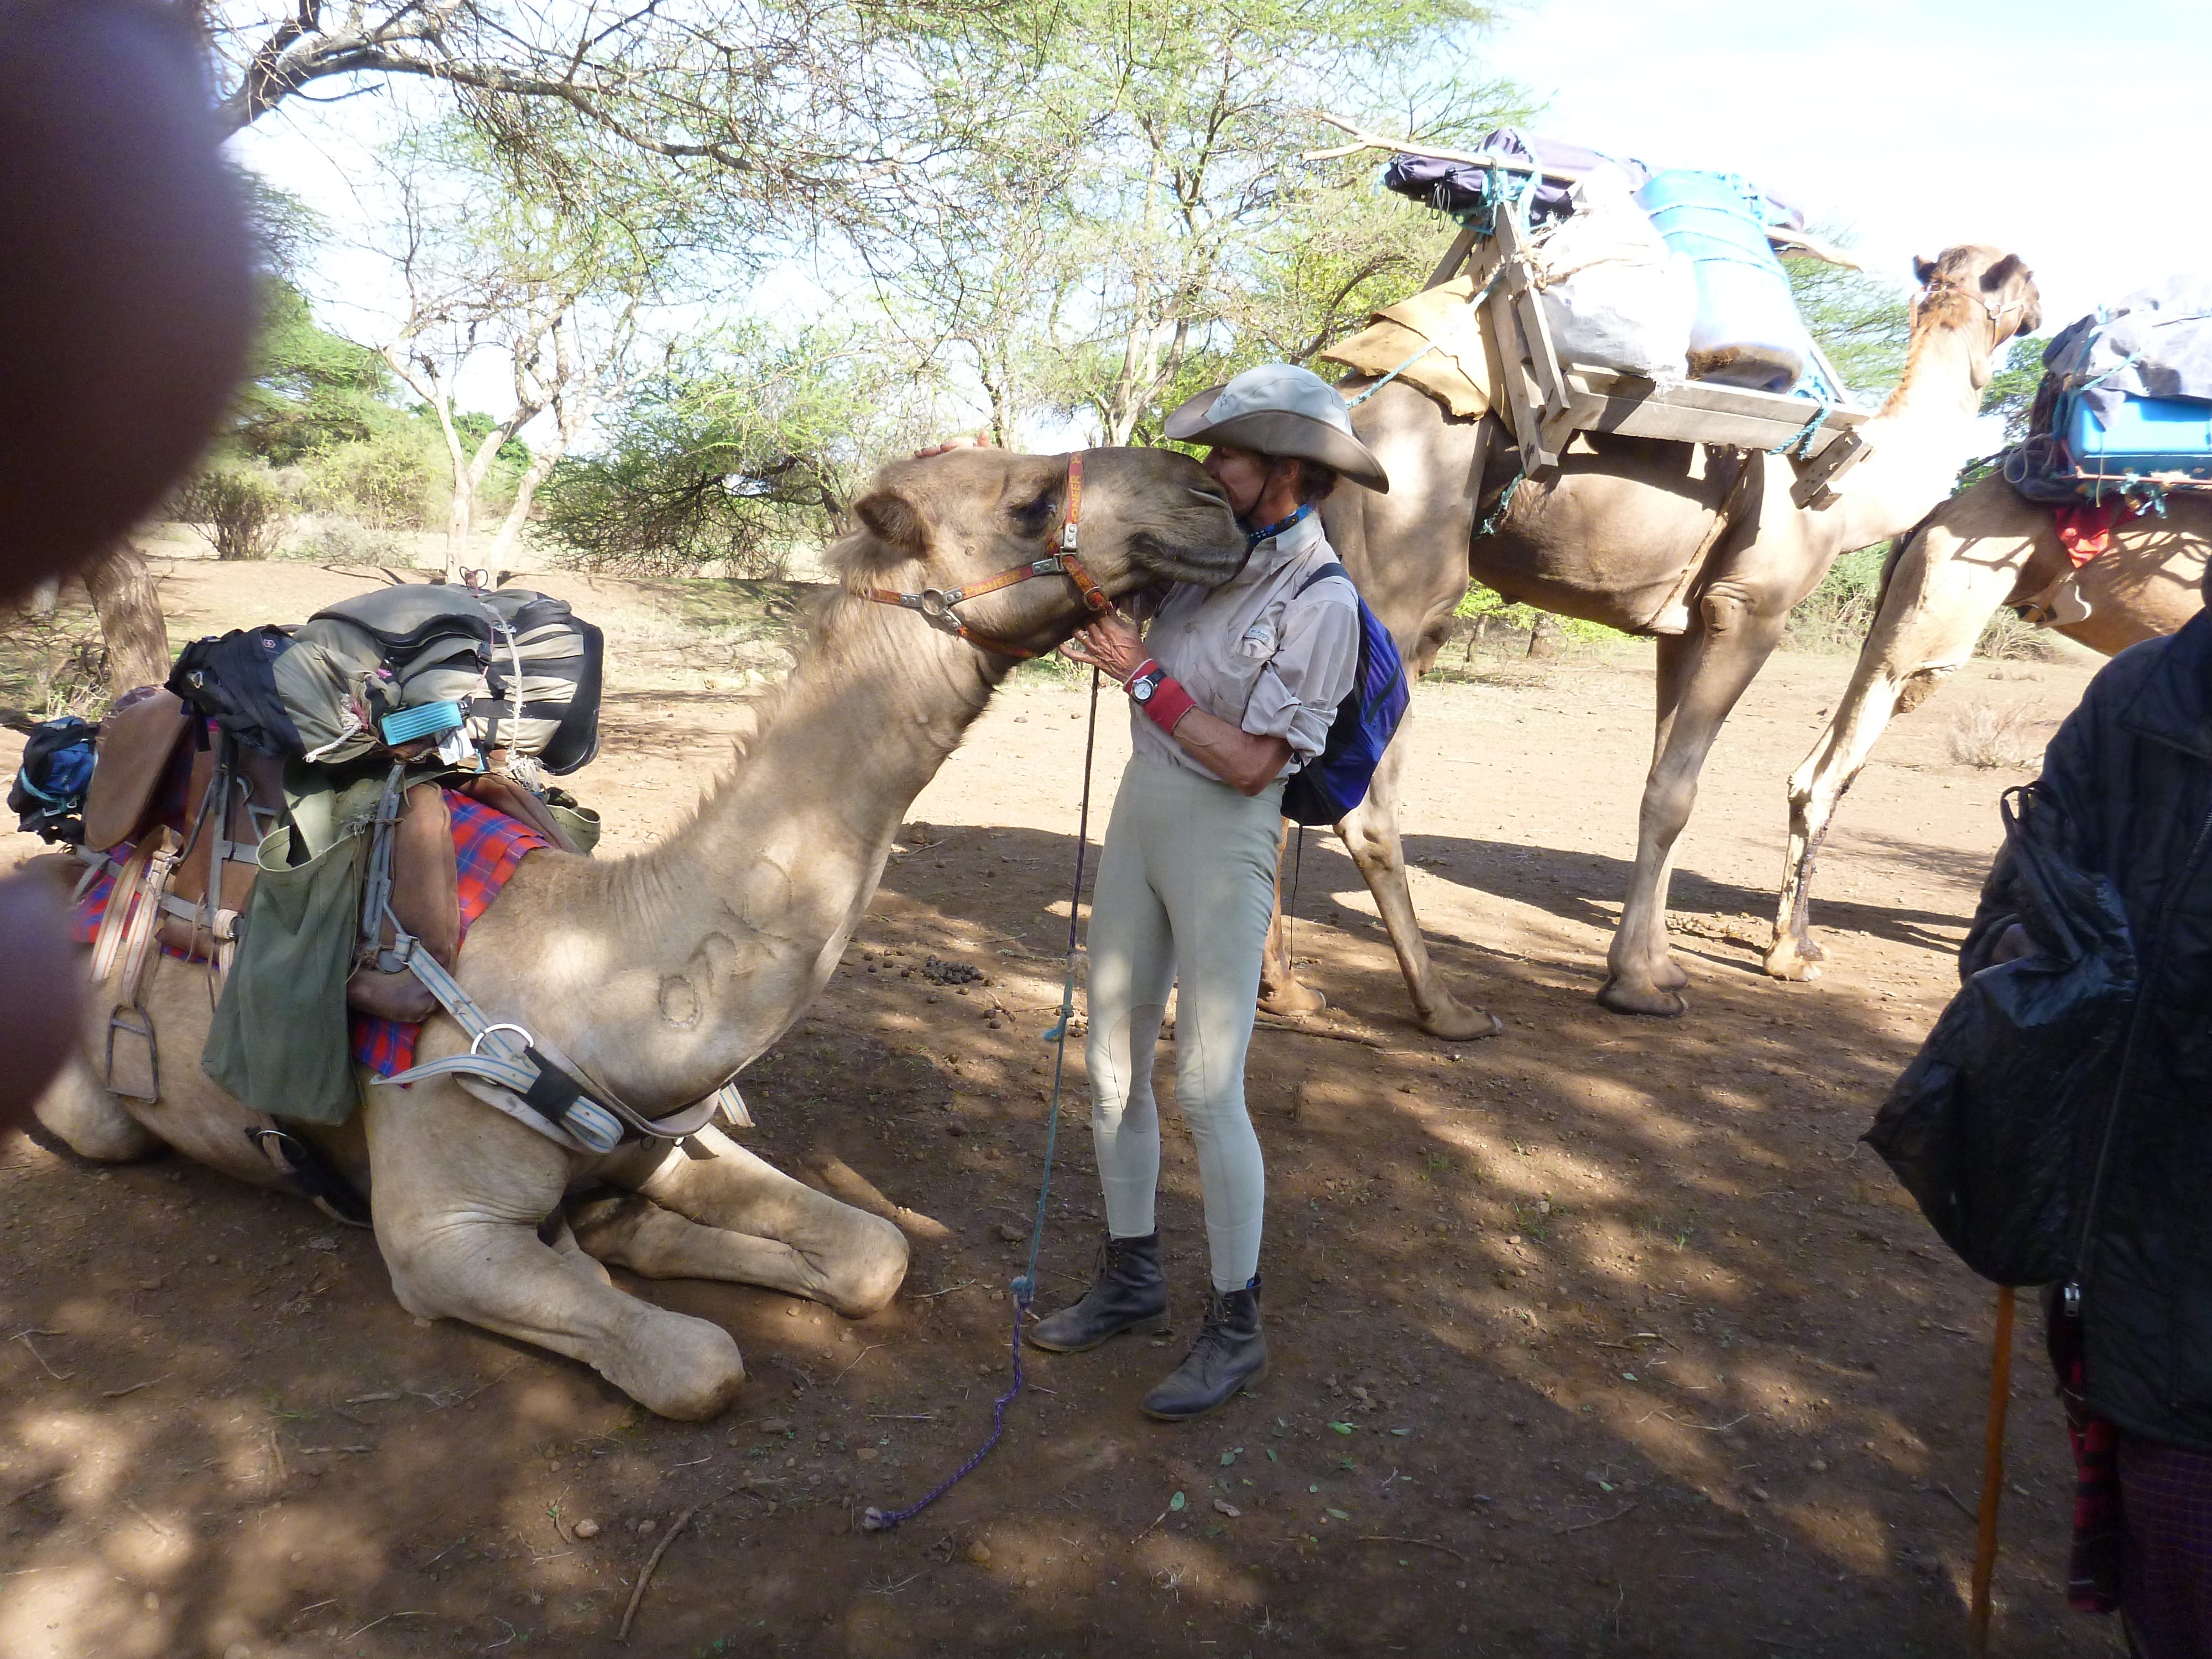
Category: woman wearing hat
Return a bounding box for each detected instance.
[1029,363,1389,1421]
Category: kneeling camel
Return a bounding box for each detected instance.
[31,447,1244,1418]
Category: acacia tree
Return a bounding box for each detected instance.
[858,1,1524,447]
[371,126,681,576]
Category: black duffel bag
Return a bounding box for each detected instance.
[1864,785,2138,1286]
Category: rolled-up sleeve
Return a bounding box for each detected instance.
[1241,592,1360,763]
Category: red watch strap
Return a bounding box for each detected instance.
[1135,670,1196,734]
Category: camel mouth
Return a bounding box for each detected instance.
[1128,529,1245,587]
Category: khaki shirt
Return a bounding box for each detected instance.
[1131,510,1360,780]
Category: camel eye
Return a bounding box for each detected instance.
[1012,491,1058,534]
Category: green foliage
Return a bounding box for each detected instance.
[1783,246,1910,400]
[1983,333,2049,446]
[538,327,938,577]
[231,278,397,466]
[877,0,1527,447]
[176,462,291,561]
[1452,583,1620,644]
[1784,543,1889,652]
[301,420,448,530]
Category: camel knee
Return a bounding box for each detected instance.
[34,1061,158,1163]
[821,1211,909,1316]
[1894,666,1949,715]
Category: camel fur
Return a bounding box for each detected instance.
[31,446,1244,1419]
[1256,245,2041,1027]
[1765,474,2209,980]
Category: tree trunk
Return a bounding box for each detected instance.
[84,544,172,697]
[1526,612,1559,659]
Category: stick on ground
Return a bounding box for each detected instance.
[618,1503,701,1642]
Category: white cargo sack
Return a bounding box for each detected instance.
[1526,164,1695,382]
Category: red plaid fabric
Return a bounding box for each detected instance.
[352,790,547,1075]
[71,784,548,1076]
[2056,1305,2125,1614]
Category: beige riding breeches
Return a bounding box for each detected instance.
[1084,755,1284,1292]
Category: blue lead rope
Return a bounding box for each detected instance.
[862,665,1105,1534]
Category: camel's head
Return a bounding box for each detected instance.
[836,447,1244,659]
[1910,246,2043,361]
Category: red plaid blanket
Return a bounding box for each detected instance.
[352,791,547,1074]
[73,786,547,1077]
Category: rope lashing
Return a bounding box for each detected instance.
[1475,463,1526,538]
[1343,343,1436,409]
[1770,391,1832,460]
[862,665,1105,1534]
[1343,258,1508,411]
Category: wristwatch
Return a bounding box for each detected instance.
[1128,661,1166,703]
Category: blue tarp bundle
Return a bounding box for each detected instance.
[2041,277,2212,425]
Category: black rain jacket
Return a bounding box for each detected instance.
[1964,608,2212,1450]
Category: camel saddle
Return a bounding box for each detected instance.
[75,689,581,1014]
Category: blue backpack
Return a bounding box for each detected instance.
[1280,563,1409,828]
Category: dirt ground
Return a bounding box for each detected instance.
[0,564,2124,1657]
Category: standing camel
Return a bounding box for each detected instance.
[1258,245,2041,1027]
[28,447,1245,1419]
[1765,474,2208,979]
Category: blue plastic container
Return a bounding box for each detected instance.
[379,698,465,745]
[1637,169,1812,393]
[2064,392,2212,482]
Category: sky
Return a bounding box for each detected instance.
[231,0,2212,437]
[1483,0,2212,328]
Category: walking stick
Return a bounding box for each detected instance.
[1969,1284,2017,1657]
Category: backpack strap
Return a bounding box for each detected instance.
[1293,560,1353,598]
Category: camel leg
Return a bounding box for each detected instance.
[1765,520,2035,979]
[1336,729,1503,1039]
[363,1073,747,1421]
[33,1056,159,1162]
[591,1125,909,1318]
[1603,578,1792,1016]
[1257,820,1327,1018]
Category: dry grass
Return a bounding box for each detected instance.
[1947,700,2044,769]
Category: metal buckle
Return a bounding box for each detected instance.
[471,1021,533,1056]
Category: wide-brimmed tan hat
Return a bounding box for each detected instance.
[1163,363,1389,493]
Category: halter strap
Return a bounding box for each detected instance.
[864,453,1110,659]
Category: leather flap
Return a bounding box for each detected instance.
[82,688,189,851]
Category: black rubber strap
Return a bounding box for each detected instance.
[520,1048,585,1124]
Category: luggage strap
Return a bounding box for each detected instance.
[353,776,739,1155]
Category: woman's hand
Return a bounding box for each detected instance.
[1062,612,1144,682]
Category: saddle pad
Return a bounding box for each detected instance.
[1320,273,1507,424]
[74,789,549,1073]
[352,791,547,1076]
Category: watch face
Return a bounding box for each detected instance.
[1131,679,1153,701]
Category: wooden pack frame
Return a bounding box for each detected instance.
[1311,118,1874,510]
[1431,207,1872,510]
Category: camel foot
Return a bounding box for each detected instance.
[1417,996,1505,1042]
[1258,978,1328,1019]
[1762,932,1826,983]
[1651,954,1690,992]
[1597,977,1688,1019]
[603,1314,748,1421]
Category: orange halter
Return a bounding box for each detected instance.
[863,454,1112,659]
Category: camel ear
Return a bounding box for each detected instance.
[1979,253,2025,293]
[1912,254,1939,285]
[852,487,927,566]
